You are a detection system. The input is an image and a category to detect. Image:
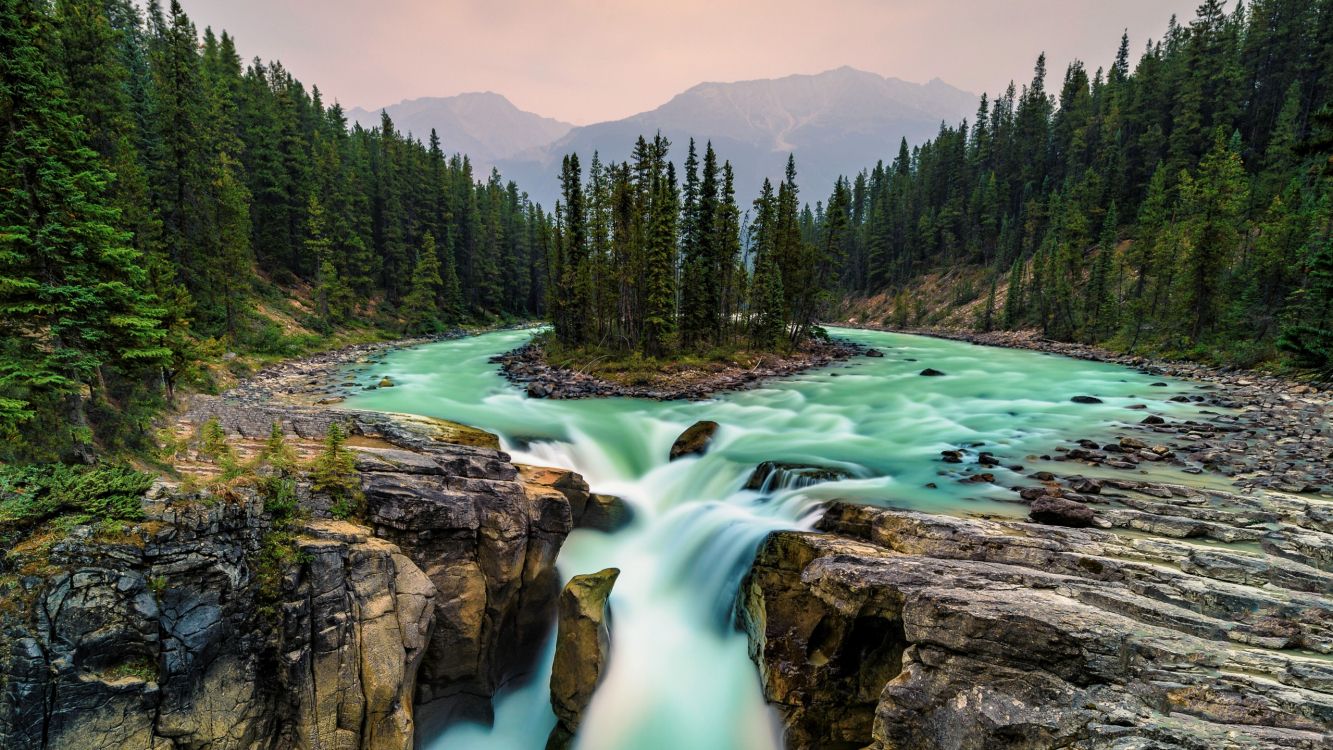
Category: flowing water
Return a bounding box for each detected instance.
[343,326,1201,750]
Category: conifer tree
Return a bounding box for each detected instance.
[0,0,168,459]
[1176,130,1248,341]
[401,233,445,333]
[1084,202,1120,340]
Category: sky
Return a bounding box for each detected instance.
[176,0,1205,125]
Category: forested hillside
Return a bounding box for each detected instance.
[832,0,1333,372]
[0,0,550,461]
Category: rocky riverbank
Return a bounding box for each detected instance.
[0,397,604,750]
[223,322,538,408]
[735,326,1333,749]
[848,324,1331,497]
[742,500,1333,749]
[493,337,865,400]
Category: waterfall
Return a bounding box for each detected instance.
[344,326,1195,750]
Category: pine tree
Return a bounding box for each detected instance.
[1084,202,1120,340]
[0,0,168,460]
[1176,130,1249,341]
[1002,256,1025,328]
[211,153,252,338]
[716,161,743,342]
[641,136,678,356]
[401,233,445,333]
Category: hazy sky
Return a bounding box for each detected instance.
[176,0,1205,125]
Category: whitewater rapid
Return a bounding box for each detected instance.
[342,326,1197,750]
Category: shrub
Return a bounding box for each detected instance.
[0,464,152,541]
[310,424,363,520]
[254,421,298,477]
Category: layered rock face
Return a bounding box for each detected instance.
[742,501,1333,750]
[0,400,586,750]
[0,492,434,750]
[547,568,620,750]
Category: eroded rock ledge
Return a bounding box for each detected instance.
[0,399,599,750]
[742,501,1333,750]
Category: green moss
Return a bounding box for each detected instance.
[254,529,311,619]
[105,657,158,683]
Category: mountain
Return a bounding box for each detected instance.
[496,67,978,208]
[347,92,573,174]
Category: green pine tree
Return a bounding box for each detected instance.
[401,232,445,333]
[0,0,168,460]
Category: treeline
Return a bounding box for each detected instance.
[836,0,1333,370]
[0,0,551,461]
[546,137,846,356]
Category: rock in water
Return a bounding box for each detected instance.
[669,420,719,461]
[547,568,620,750]
[864,348,885,358]
[581,493,634,532]
[1029,495,1096,527]
[744,462,852,492]
[1071,395,1103,403]
[919,368,946,376]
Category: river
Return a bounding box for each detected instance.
[342,326,1198,750]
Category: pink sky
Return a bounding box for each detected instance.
[177,0,1205,125]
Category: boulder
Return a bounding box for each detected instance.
[744,462,852,492]
[669,420,720,461]
[580,493,634,532]
[919,368,946,376]
[864,348,885,358]
[1071,395,1103,404]
[547,568,620,749]
[1029,495,1096,527]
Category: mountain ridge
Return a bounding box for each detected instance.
[498,67,978,205]
[347,91,574,173]
[350,68,978,205]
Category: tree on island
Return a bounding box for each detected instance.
[545,135,845,358]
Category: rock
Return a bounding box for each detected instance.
[378,377,395,388]
[1029,496,1096,527]
[0,401,584,750]
[1071,395,1104,404]
[1141,415,1166,425]
[743,503,1333,750]
[1067,476,1102,494]
[493,338,861,401]
[669,420,719,461]
[865,348,885,358]
[580,493,634,532]
[939,450,963,464]
[919,368,946,376]
[744,462,852,492]
[547,569,620,750]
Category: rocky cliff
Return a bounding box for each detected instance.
[741,500,1333,750]
[0,399,595,750]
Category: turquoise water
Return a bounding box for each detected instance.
[343,327,1200,750]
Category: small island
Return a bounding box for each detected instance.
[502,138,860,398]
